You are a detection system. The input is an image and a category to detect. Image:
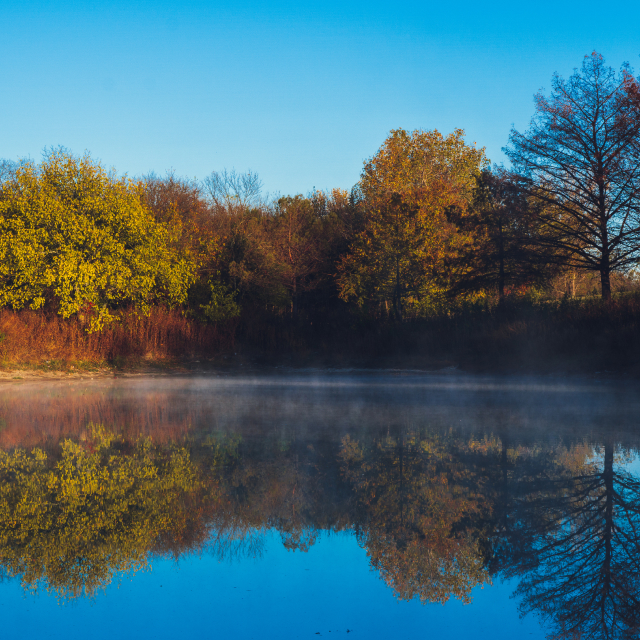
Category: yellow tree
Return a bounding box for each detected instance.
[338,128,487,318]
[0,150,195,329]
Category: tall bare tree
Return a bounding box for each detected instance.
[203,168,263,213]
[0,159,16,186]
[505,53,640,300]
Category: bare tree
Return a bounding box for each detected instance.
[203,169,263,212]
[0,159,16,186]
[505,52,640,300]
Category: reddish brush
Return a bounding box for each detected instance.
[0,307,236,365]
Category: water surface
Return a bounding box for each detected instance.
[1,372,639,639]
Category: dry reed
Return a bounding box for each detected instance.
[0,307,235,366]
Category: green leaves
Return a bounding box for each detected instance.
[200,280,241,322]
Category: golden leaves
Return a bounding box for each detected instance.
[0,150,196,328]
[338,129,488,314]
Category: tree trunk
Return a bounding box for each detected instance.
[292,275,297,319]
[600,221,612,302]
[498,222,505,303]
[601,441,614,611]
[394,255,403,321]
[500,437,510,534]
[600,264,611,302]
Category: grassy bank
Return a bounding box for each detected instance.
[0,307,236,372]
[1,296,639,376]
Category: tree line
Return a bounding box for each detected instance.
[1,52,639,339]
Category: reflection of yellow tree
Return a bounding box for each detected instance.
[339,431,490,604]
[0,426,204,598]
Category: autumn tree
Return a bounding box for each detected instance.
[207,207,287,313]
[452,170,558,302]
[199,169,291,313]
[505,52,640,301]
[142,173,240,322]
[143,172,212,249]
[0,150,195,329]
[338,128,487,319]
[269,195,328,316]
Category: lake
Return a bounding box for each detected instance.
[0,372,639,639]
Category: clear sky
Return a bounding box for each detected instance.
[2,0,639,195]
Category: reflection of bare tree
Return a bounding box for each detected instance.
[496,440,640,640]
[207,525,267,562]
[204,433,351,555]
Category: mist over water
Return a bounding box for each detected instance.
[1,372,639,639]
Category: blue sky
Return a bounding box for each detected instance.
[2,0,639,195]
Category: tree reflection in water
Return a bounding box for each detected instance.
[339,430,491,603]
[1,420,640,639]
[493,438,640,639]
[0,425,211,598]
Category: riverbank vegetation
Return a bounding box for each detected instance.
[1,52,640,372]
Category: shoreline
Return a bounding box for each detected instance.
[0,358,633,381]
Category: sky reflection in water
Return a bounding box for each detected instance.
[1,373,639,639]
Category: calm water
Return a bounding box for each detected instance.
[1,372,639,639]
